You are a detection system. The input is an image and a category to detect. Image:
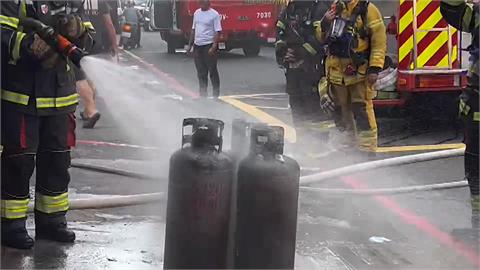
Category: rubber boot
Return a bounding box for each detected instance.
[35,211,75,243]
[1,218,34,249]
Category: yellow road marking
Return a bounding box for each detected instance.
[376,143,465,153]
[221,96,465,154]
[219,96,297,143]
[226,93,287,99]
[126,47,464,155]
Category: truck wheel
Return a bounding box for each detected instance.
[143,23,151,32]
[243,43,260,57]
[167,39,176,54]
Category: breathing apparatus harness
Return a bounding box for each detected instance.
[277,0,323,70]
[326,0,370,69]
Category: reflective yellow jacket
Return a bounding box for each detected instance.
[314,0,386,85]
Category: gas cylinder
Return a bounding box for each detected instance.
[226,119,267,268]
[164,118,233,269]
[229,119,268,162]
[230,119,251,160]
[234,126,300,269]
[226,119,250,268]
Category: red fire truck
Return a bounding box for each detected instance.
[372,0,468,108]
[149,0,278,56]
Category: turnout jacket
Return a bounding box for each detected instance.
[441,0,479,87]
[440,0,479,124]
[275,1,329,69]
[1,0,91,115]
[314,0,386,86]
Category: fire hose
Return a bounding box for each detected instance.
[40,148,465,211]
[300,148,465,185]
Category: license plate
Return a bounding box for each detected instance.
[267,37,276,43]
[121,32,131,38]
[218,42,226,50]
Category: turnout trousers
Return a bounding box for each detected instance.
[286,68,331,152]
[331,80,378,152]
[285,68,321,127]
[459,87,479,196]
[459,85,479,227]
[1,108,76,221]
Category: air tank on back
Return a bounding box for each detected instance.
[164,118,233,269]
[234,125,300,269]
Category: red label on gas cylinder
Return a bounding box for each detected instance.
[191,181,227,224]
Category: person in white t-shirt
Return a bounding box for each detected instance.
[186,0,222,98]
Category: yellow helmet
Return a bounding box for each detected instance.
[272,0,289,6]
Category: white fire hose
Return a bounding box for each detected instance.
[57,148,465,210]
[300,148,465,185]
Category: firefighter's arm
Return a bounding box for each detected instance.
[302,36,321,57]
[275,10,288,65]
[313,20,326,43]
[275,8,287,44]
[440,0,477,33]
[366,3,387,74]
[313,7,335,43]
[0,1,35,63]
[100,2,118,56]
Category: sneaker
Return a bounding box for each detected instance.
[82,112,101,129]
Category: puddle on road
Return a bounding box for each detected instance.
[2,221,164,270]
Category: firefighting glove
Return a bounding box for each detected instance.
[318,77,335,115]
[30,34,52,59]
[30,34,61,69]
[284,49,295,63]
[275,41,287,66]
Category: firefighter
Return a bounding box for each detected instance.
[440,0,479,228]
[275,0,330,151]
[0,0,92,249]
[314,0,386,153]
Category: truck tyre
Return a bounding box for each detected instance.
[144,23,151,32]
[243,43,260,57]
[167,38,176,54]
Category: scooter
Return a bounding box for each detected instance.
[120,22,138,50]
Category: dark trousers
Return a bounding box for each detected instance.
[285,68,321,126]
[194,44,220,97]
[1,109,76,218]
[136,24,141,46]
[461,88,479,196]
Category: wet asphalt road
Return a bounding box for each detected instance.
[2,31,478,270]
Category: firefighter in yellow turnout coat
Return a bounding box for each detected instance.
[314,0,386,152]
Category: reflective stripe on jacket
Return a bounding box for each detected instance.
[1,0,79,115]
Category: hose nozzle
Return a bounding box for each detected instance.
[20,18,85,67]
